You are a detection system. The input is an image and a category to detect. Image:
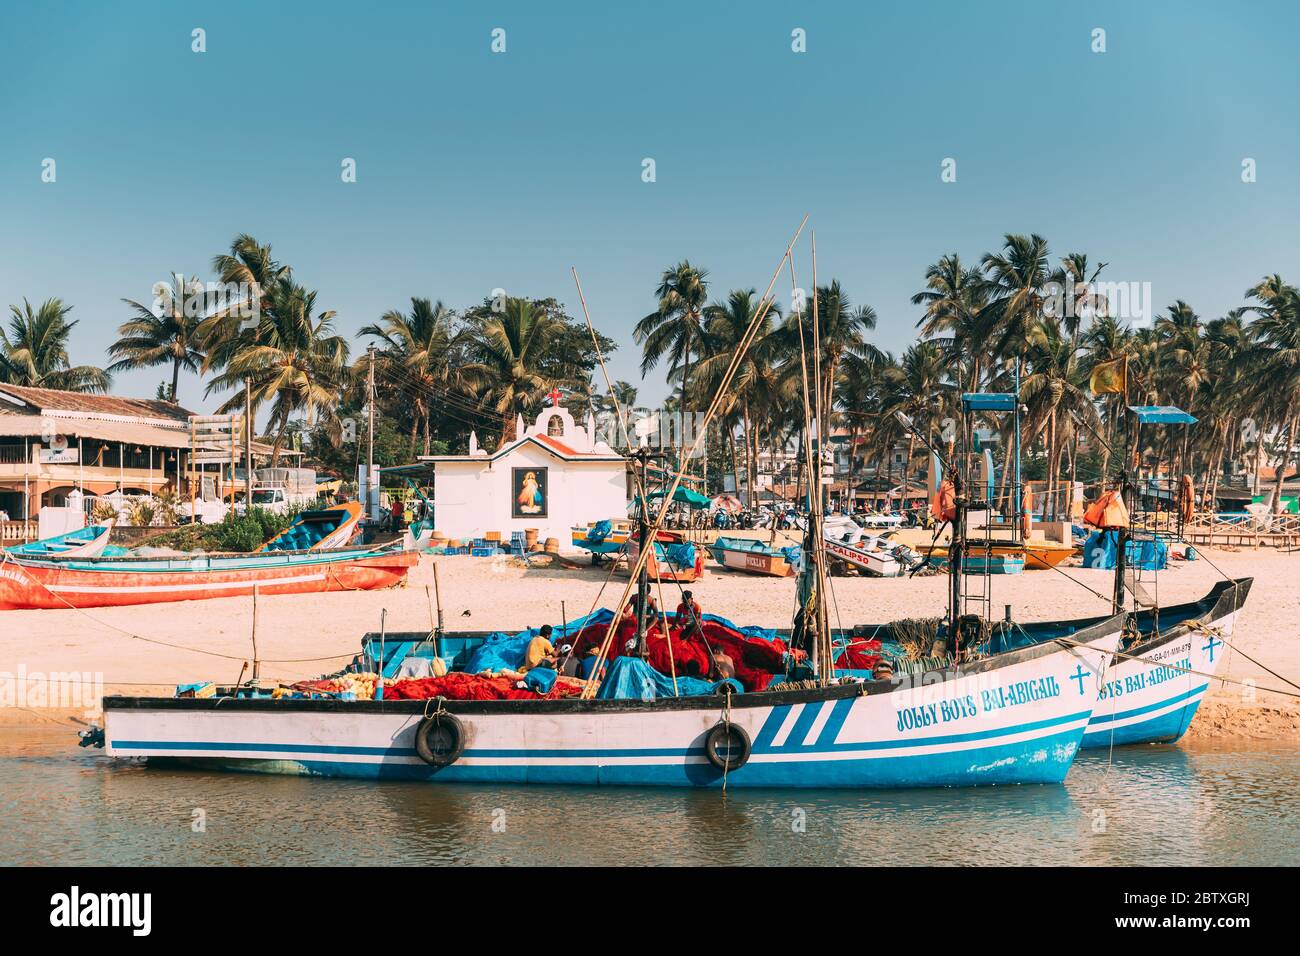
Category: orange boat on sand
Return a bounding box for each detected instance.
[0,547,416,611]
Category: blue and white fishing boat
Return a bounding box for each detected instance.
[99,613,1121,787]
[1078,578,1250,747]
[6,520,124,558]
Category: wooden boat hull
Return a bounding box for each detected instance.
[824,538,903,577]
[259,502,362,552]
[623,537,703,583]
[1022,544,1075,570]
[708,539,795,577]
[102,616,1122,788]
[6,520,116,558]
[0,548,416,610]
[915,542,1068,571]
[923,547,1026,574]
[1080,578,1250,748]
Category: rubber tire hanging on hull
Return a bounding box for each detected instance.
[704,721,751,772]
[415,713,465,767]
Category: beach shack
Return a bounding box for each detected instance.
[406,403,628,545]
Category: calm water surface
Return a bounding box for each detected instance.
[1,730,1295,865]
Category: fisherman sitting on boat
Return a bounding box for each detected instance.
[523,625,557,672]
[675,591,701,627]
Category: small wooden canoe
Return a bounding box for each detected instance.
[6,520,119,559]
[0,546,416,610]
[709,537,797,577]
[259,502,363,552]
[624,536,704,583]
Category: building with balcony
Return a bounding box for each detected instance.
[0,384,194,526]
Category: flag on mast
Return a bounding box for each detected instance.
[1089,355,1128,395]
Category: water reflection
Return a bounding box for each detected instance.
[0,733,1295,866]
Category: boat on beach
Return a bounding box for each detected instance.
[708,536,799,576]
[623,534,704,583]
[259,502,363,552]
[0,545,416,610]
[6,520,122,559]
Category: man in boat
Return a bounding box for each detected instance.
[675,590,701,628]
[523,624,557,672]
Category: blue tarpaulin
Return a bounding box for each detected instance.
[1081,531,1167,570]
[594,656,741,699]
[464,609,616,674]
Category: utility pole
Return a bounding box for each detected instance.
[366,345,376,523]
[244,376,254,509]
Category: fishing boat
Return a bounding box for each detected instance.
[571,519,678,553]
[708,536,799,577]
[5,520,123,558]
[0,545,416,610]
[259,502,363,552]
[922,546,1026,575]
[93,223,1131,790]
[623,534,704,583]
[822,516,920,577]
[1079,578,1251,747]
[98,610,1121,788]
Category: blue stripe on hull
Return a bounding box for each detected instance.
[156,727,1084,789]
[1080,685,1206,749]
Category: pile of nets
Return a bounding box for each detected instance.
[380,671,585,701]
[566,612,790,692]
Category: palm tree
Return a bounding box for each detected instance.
[634,261,709,459]
[697,289,783,499]
[1020,318,1102,519]
[979,233,1053,359]
[879,342,954,491]
[463,297,564,443]
[1245,277,1300,511]
[912,254,990,392]
[205,281,349,465]
[198,234,292,372]
[107,273,207,402]
[1,298,110,393]
[359,297,467,455]
[783,280,881,437]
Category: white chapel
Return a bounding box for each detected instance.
[417,401,628,544]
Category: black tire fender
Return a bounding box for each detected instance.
[704,720,751,772]
[414,712,465,767]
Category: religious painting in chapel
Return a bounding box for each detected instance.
[512,467,548,518]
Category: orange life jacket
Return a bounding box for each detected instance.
[1179,475,1195,523]
[1021,487,1033,538]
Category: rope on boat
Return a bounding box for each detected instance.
[1186,622,1300,694]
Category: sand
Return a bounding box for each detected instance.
[2,544,1298,741]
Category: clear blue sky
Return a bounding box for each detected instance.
[1,0,1296,414]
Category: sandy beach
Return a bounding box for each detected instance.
[3,545,1298,741]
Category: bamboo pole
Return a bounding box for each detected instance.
[788,246,830,683]
[580,215,808,697]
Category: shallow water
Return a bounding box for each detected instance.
[1,730,1295,865]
